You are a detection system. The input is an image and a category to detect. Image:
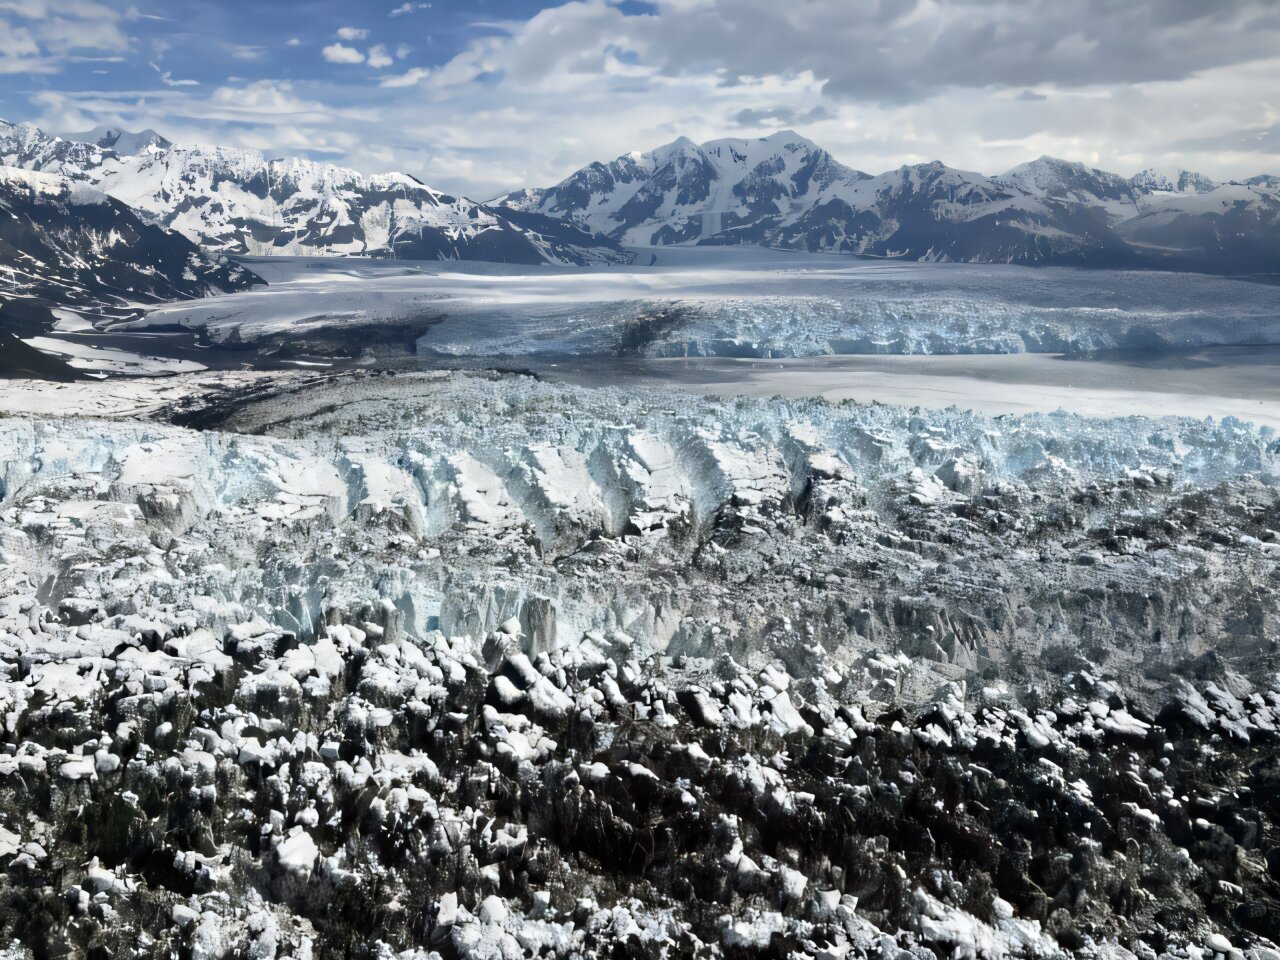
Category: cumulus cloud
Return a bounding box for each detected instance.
[335,27,369,41]
[367,44,393,69]
[467,0,1280,106]
[322,43,365,64]
[351,0,1279,194]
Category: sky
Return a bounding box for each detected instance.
[0,0,1277,199]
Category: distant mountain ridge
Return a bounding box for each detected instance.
[0,165,258,306]
[1,118,1277,274]
[0,119,626,267]
[499,132,1280,273]
[63,125,173,156]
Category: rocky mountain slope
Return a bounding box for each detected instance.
[0,166,259,307]
[501,132,1280,272]
[0,119,625,266]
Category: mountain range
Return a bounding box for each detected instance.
[498,130,1280,273]
[0,119,1277,317]
[0,119,625,267]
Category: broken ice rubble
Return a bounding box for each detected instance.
[0,370,1279,957]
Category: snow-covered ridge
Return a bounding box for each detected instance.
[501,133,1280,272]
[4,117,1274,272]
[0,162,258,307]
[0,164,109,205]
[62,124,172,156]
[0,119,626,266]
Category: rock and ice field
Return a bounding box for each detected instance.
[1,252,1280,958]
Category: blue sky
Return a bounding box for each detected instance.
[1,0,1277,198]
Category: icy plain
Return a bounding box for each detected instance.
[129,249,1280,360]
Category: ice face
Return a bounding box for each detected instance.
[124,254,1280,359]
[2,370,1279,957]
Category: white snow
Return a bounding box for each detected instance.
[275,829,318,875]
[22,336,206,376]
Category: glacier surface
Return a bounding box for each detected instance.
[126,252,1280,360]
[1,369,1279,957]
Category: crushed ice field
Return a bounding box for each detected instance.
[3,254,1280,959]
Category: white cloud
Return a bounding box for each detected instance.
[286,37,301,47]
[0,20,37,52]
[322,43,365,64]
[389,3,430,16]
[367,44,393,69]
[28,80,378,152]
[0,0,128,74]
[148,61,198,87]
[0,23,41,59]
[395,44,411,59]
[335,27,369,41]
[380,66,430,88]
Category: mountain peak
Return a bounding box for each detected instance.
[1130,167,1219,194]
[699,129,820,155]
[64,125,172,156]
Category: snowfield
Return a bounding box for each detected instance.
[0,368,1279,957]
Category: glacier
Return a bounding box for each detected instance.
[123,253,1280,361]
[1,367,1279,957]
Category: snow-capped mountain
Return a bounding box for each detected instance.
[1130,168,1220,195]
[1116,178,1280,273]
[499,131,872,247]
[0,120,624,266]
[502,133,1279,272]
[997,156,1138,210]
[0,165,259,307]
[63,125,172,156]
[500,134,1138,265]
[2,118,1274,274]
